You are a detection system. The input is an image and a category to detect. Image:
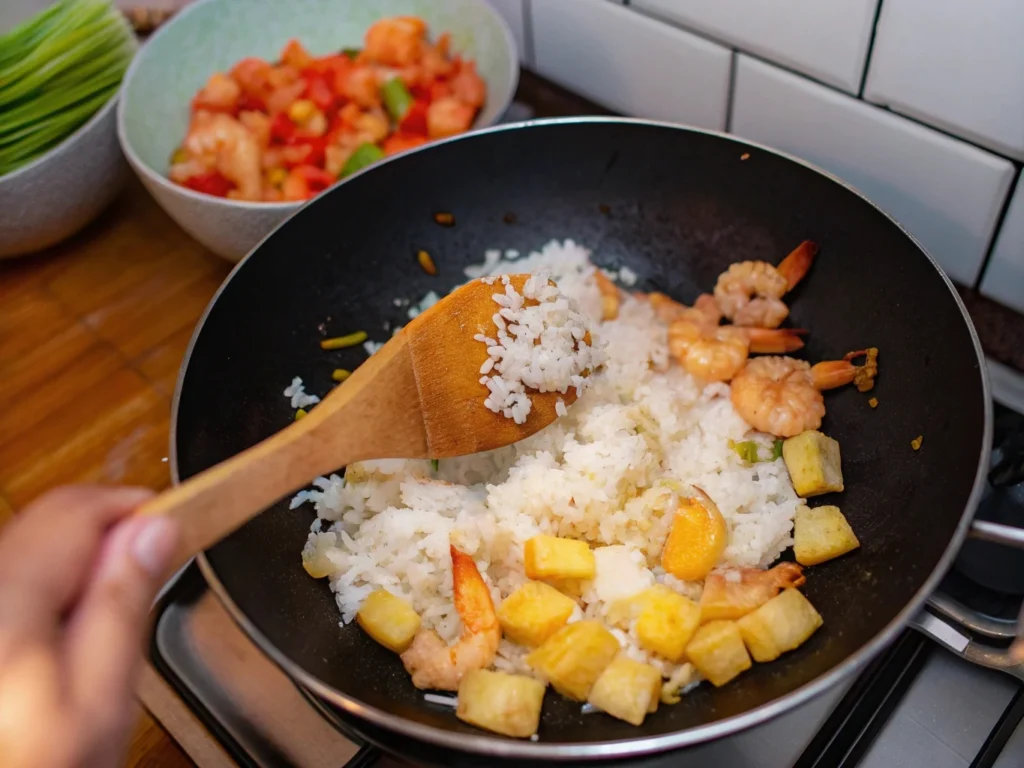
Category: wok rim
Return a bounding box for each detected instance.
[171,116,993,760]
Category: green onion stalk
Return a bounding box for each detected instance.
[0,0,136,176]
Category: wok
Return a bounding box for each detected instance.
[172,118,993,761]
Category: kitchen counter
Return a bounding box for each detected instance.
[1,69,1022,768]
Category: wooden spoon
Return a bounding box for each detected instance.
[138,274,583,571]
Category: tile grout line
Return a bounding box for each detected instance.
[622,2,1023,166]
[857,0,885,98]
[724,49,738,133]
[972,165,1022,291]
[522,0,536,71]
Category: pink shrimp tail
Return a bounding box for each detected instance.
[747,328,806,354]
[776,240,818,292]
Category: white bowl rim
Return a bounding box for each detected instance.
[1,87,120,185]
[115,0,519,212]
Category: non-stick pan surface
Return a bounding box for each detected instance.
[172,118,990,760]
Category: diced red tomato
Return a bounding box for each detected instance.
[430,81,452,102]
[270,111,296,143]
[398,100,429,136]
[280,39,314,70]
[303,74,336,111]
[383,133,428,156]
[183,172,234,198]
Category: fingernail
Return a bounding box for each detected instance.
[130,517,180,577]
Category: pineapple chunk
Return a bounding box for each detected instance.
[737,588,823,662]
[782,431,844,497]
[356,589,421,653]
[684,620,752,687]
[794,505,860,566]
[457,670,546,738]
[587,655,662,726]
[526,620,620,700]
[524,535,596,580]
[634,585,701,662]
[498,581,577,647]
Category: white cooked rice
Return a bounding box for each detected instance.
[297,239,807,683]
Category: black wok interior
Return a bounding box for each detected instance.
[174,120,987,747]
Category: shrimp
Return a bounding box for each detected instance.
[647,292,720,325]
[400,545,501,691]
[364,16,427,67]
[699,563,806,621]
[668,314,804,382]
[450,60,486,109]
[594,270,619,320]
[184,112,262,200]
[345,67,381,109]
[427,97,475,138]
[730,348,879,436]
[714,240,818,328]
[192,72,241,113]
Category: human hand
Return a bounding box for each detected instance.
[0,486,180,768]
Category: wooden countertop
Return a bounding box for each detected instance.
[0,178,231,768]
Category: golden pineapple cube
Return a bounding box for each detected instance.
[356,589,421,653]
[456,670,546,738]
[794,505,860,566]
[498,581,578,647]
[684,620,752,687]
[782,431,844,497]
[524,535,596,580]
[587,655,662,726]
[525,620,620,700]
[634,585,701,662]
[737,588,823,662]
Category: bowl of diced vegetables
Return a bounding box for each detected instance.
[116,0,519,262]
[0,0,136,258]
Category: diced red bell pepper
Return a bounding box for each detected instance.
[430,81,452,102]
[303,74,335,111]
[183,172,234,198]
[270,111,296,143]
[398,100,429,136]
[383,133,428,156]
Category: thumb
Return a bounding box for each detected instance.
[65,516,179,730]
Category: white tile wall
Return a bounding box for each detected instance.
[980,177,1024,312]
[864,0,1024,161]
[632,0,878,93]
[530,0,731,129]
[731,55,1015,286]
[484,0,529,66]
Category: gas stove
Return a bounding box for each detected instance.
[142,395,1024,768]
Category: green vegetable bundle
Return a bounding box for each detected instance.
[0,0,135,177]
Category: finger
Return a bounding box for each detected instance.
[0,485,155,623]
[65,515,179,729]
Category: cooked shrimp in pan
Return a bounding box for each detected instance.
[400,546,501,691]
[730,349,879,437]
[714,240,818,328]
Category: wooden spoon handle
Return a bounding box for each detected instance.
[135,415,340,573]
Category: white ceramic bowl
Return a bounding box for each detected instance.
[117,0,519,263]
